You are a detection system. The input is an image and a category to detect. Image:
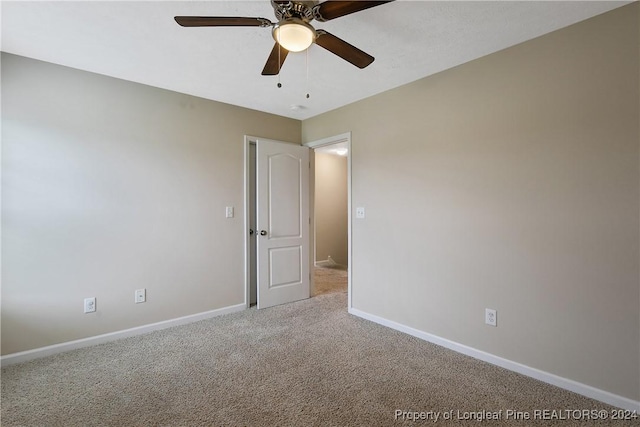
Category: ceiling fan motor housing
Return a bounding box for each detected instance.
[272,0,317,22]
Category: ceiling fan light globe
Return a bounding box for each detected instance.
[273,20,316,52]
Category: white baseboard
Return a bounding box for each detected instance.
[1,303,246,367]
[349,307,640,412]
[315,258,346,269]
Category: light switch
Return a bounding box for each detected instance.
[225,206,234,218]
[356,207,365,219]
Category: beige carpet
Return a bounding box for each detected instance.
[2,288,635,426]
[313,265,348,296]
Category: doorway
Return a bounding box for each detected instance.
[245,133,352,310]
[304,132,352,308]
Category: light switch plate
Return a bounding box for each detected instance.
[225,206,234,218]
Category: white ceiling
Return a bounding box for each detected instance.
[1,1,630,120]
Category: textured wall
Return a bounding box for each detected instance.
[1,53,301,354]
[303,5,640,401]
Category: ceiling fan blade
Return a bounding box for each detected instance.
[262,43,290,75]
[314,30,374,69]
[313,1,394,22]
[174,16,272,27]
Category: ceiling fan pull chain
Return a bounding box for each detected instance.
[305,47,310,99]
[277,31,282,88]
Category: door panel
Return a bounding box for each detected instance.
[268,154,302,238]
[257,139,310,309]
[269,246,302,287]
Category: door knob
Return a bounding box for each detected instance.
[260,230,267,236]
[249,229,254,235]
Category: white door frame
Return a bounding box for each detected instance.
[244,136,256,308]
[303,132,352,309]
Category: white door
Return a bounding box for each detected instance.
[256,138,310,309]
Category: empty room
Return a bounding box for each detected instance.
[2,1,639,425]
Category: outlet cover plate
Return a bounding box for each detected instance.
[485,308,497,326]
[135,289,146,304]
[84,297,96,313]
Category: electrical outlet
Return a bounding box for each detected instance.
[225,206,234,218]
[84,297,96,313]
[485,308,497,327]
[135,288,146,304]
[356,207,365,219]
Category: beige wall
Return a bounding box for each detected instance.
[315,152,348,266]
[2,3,639,404]
[1,53,300,355]
[303,4,640,401]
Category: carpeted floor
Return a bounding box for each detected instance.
[313,265,348,296]
[1,275,636,426]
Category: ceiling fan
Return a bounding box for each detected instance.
[175,1,395,76]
